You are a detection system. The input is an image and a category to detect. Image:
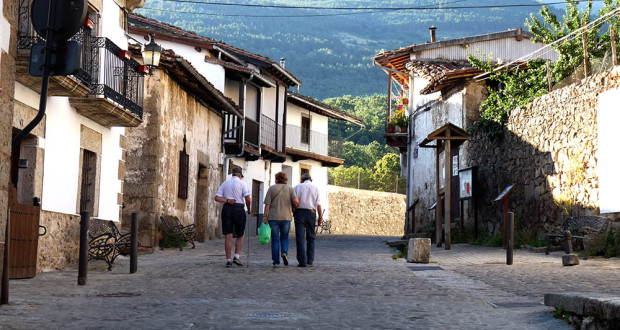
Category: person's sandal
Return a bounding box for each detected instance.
[233,257,243,266]
[226,261,232,268]
[282,254,289,266]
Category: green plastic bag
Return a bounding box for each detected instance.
[258,222,271,245]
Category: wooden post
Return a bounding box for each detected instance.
[387,73,393,119]
[612,26,617,67]
[546,59,553,91]
[357,169,361,189]
[582,19,590,77]
[444,131,451,251]
[507,212,514,265]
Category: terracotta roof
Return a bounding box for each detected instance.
[153,48,242,117]
[128,14,216,47]
[373,28,534,91]
[128,14,300,86]
[287,91,364,126]
[405,60,483,95]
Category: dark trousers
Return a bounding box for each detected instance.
[294,209,316,266]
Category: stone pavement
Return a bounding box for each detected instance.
[3,235,617,329]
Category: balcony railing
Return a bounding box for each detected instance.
[286,124,343,159]
[245,118,259,147]
[88,37,144,118]
[18,0,98,88]
[261,115,284,153]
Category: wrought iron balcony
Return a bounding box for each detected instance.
[69,37,144,127]
[15,0,95,96]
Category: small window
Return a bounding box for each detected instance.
[178,150,189,199]
[301,116,310,144]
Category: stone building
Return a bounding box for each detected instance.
[11,0,146,273]
[1,0,17,293]
[374,28,558,239]
[122,46,242,247]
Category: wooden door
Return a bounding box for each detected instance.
[8,185,41,279]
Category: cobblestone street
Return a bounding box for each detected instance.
[3,235,618,329]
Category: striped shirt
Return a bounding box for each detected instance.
[216,176,251,204]
[294,180,321,209]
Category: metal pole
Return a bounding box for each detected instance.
[78,211,90,285]
[130,212,138,274]
[507,212,514,265]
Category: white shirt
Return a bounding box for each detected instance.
[294,180,321,209]
[216,176,251,204]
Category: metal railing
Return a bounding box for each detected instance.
[17,0,98,88]
[286,124,343,158]
[261,115,284,152]
[89,37,144,118]
[245,118,259,147]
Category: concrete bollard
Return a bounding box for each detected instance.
[407,238,431,263]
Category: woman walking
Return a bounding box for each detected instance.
[263,172,299,268]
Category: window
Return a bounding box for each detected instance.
[80,150,97,214]
[300,164,311,182]
[178,149,189,199]
[301,116,310,144]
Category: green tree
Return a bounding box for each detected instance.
[372,153,405,193]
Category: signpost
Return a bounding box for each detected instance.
[494,184,515,249]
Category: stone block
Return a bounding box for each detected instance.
[584,297,620,320]
[544,292,588,314]
[407,238,431,263]
[562,253,579,266]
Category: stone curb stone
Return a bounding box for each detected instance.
[545,292,620,321]
[407,238,430,263]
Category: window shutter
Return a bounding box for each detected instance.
[178,150,189,199]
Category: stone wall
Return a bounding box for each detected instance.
[124,70,223,248]
[327,185,406,236]
[466,67,620,234]
[37,211,80,272]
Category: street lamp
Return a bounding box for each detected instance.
[142,34,162,75]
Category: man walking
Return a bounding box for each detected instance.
[293,173,323,267]
[215,167,251,268]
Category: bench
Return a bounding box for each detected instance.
[159,216,196,250]
[88,219,132,271]
[544,216,609,254]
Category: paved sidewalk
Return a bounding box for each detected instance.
[1,235,607,329]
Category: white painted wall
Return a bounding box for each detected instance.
[246,85,258,121]
[598,87,620,213]
[0,0,9,83]
[101,0,128,48]
[134,36,226,92]
[225,79,240,104]
[286,103,329,135]
[262,86,276,118]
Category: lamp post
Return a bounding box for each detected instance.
[142,34,162,75]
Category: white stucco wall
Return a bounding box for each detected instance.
[0,0,9,83]
[408,88,466,218]
[32,96,123,221]
[286,103,329,135]
[262,87,276,118]
[598,87,620,213]
[101,0,128,48]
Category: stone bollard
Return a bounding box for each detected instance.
[407,238,431,263]
[562,253,580,266]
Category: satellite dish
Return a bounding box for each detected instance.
[31,0,87,41]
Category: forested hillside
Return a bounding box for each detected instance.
[136,0,554,100]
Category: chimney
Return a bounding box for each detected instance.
[280,57,286,69]
[429,26,437,43]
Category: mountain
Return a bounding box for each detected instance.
[136,0,560,100]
